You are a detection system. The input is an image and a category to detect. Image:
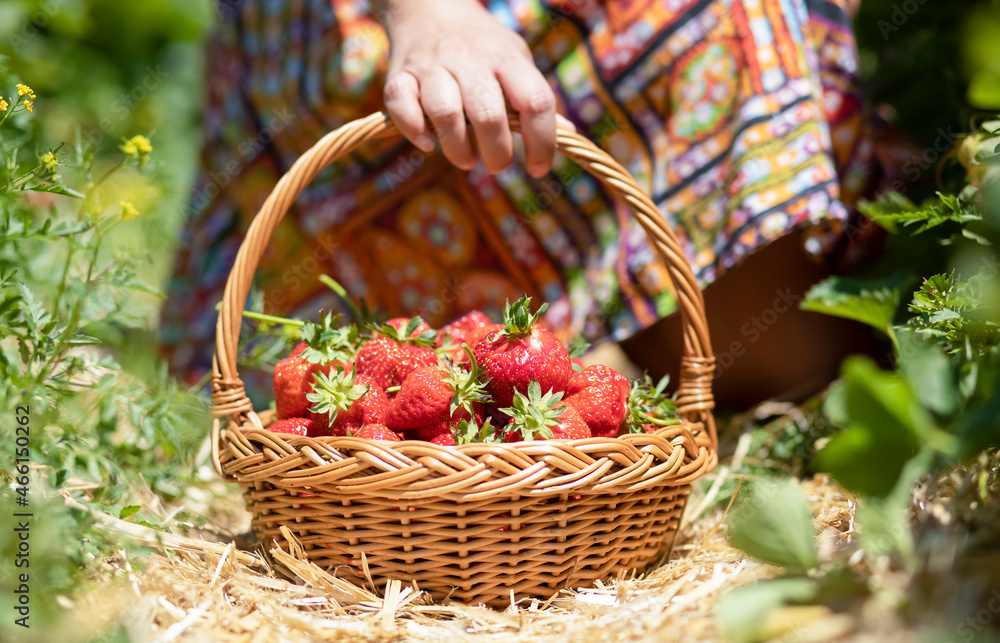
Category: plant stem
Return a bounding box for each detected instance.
[54,241,76,312]
[319,274,364,321]
[38,227,104,385]
[887,325,901,356]
[93,159,126,188]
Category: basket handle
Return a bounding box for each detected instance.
[210,112,716,448]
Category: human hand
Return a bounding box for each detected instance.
[379,0,560,177]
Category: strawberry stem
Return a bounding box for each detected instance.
[217,302,305,327]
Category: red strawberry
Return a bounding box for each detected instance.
[355,336,402,390]
[501,381,591,441]
[355,317,438,389]
[396,343,439,381]
[267,417,315,436]
[436,311,495,360]
[413,420,452,443]
[472,296,571,407]
[384,347,491,436]
[274,312,356,419]
[430,431,456,446]
[564,387,627,437]
[307,369,389,436]
[564,365,630,438]
[352,423,402,441]
[566,365,630,399]
[274,356,324,419]
[385,367,454,431]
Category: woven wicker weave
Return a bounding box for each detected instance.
[209,112,718,607]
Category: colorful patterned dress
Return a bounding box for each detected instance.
[162,0,875,386]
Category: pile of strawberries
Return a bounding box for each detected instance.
[267,296,680,444]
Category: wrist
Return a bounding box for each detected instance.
[376,0,485,33]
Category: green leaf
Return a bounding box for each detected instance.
[954,394,1000,460]
[16,282,50,334]
[25,183,85,198]
[897,332,961,417]
[815,357,932,497]
[800,273,911,334]
[854,452,929,566]
[821,380,849,426]
[860,191,981,235]
[118,505,141,520]
[716,578,819,643]
[727,479,818,572]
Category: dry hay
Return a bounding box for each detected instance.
[60,472,857,643]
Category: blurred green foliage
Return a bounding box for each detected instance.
[0,0,213,285]
[0,3,214,641]
[855,0,1000,150]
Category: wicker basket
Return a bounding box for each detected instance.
[209,112,718,608]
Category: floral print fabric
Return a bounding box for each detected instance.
[162,0,873,383]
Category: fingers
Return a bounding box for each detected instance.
[498,62,557,177]
[556,113,577,134]
[420,70,478,170]
[457,73,512,174]
[383,71,434,152]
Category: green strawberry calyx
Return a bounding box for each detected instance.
[500,380,564,440]
[306,366,369,421]
[299,310,358,364]
[368,316,437,347]
[444,345,493,419]
[501,295,547,339]
[453,417,501,444]
[625,373,681,433]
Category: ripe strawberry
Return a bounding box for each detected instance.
[267,417,315,436]
[354,336,400,390]
[355,317,438,389]
[351,423,402,441]
[384,346,492,435]
[430,431,456,446]
[273,311,356,419]
[566,365,630,398]
[396,343,439,382]
[501,381,591,441]
[386,368,454,431]
[307,369,389,436]
[564,365,630,438]
[472,296,571,407]
[564,387,627,438]
[436,311,495,361]
[274,356,325,419]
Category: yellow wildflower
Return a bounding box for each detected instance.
[120,201,140,221]
[0,98,8,112]
[40,152,58,174]
[120,135,153,167]
[23,100,33,113]
[16,83,35,99]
